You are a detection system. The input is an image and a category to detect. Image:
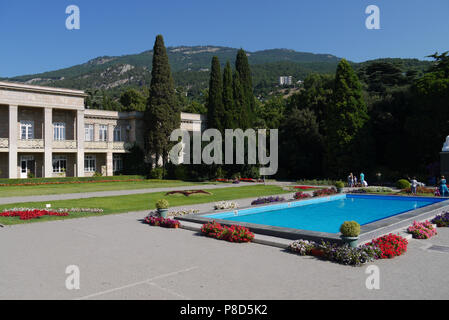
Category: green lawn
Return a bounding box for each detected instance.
[0,185,290,225]
[0,179,212,198]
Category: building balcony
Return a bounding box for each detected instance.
[85,141,108,150]
[113,141,132,151]
[53,140,77,150]
[17,139,44,150]
[0,138,8,149]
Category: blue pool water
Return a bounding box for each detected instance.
[205,195,444,233]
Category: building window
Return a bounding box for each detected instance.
[113,126,122,142]
[53,155,67,173]
[99,125,108,142]
[85,124,94,141]
[53,122,66,141]
[113,154,123,173]
[84,155,96,172]
[20,121,34,140]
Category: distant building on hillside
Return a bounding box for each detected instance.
[279,76,293,86]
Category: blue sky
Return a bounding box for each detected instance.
[1,0,448,77]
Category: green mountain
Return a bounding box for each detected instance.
[3,46,432,101]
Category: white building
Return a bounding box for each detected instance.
[279,76,293,86]
[0,81,205,179]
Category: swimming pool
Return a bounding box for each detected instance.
[203,194,445,234]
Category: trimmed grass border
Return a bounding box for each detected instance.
[0,185,290,225]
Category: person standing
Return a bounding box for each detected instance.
[347,173,354,188]
[439,176,449,197]
[410,177,418,195]
[360,173,365,186]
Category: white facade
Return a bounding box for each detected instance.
[0,81,205,179]
[279,76,293,86]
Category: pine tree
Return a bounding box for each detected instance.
[325,59,369,177]
[235,49,255,126]
[206,56,225,132]
[222,61,235,129]
[144,35,180,170]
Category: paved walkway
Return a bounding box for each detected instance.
[1,205,448,299]
[0,181,292,205]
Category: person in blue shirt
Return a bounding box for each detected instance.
[439,176,449,197]
[360,173,365,185]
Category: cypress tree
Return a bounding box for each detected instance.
[222,61,235,129]
[325,58,369,177]
[235,49,255,126]
[233,71,248,129]
[207,56,225,133]
[144,35,180,169]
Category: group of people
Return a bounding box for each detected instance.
[347,173,368,188]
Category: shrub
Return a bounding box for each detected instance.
[335,181,345,189]
[155,199,169,210]
[173,165,188,181]
[340,221,361,237]
[396,179,411,190]
[150,167,165,180]
[368,234,408,259]
[93,171,103,177]
[294,192,312,200]
[289,240,317,256]
[407,221,437,239]
[296,179,337,186]
[432,212,449,227]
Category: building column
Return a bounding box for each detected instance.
[76,110,85,177]
[106,152,113,176]
[44,107,53,178]
[8,105,18,179]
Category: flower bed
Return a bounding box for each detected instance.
[0,209,69,221]
[165,190,211,196]
[214,201,239,210]
[251,196,285,206]
[289,234,408,266]
[366,234,408,259]
[168,209,200,217]
[4,207,103,214]
[407,221,437,239]
[403,186,435,195]
[144,216,180,228]
[201,221,254,243]
[289,240,380,266]
[294,192,312,200]
[432,212,449,227]
[0,175,145,187]
[313,188,337,197]
[294,186,318,190]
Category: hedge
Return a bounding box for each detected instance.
[0,175,146,186]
